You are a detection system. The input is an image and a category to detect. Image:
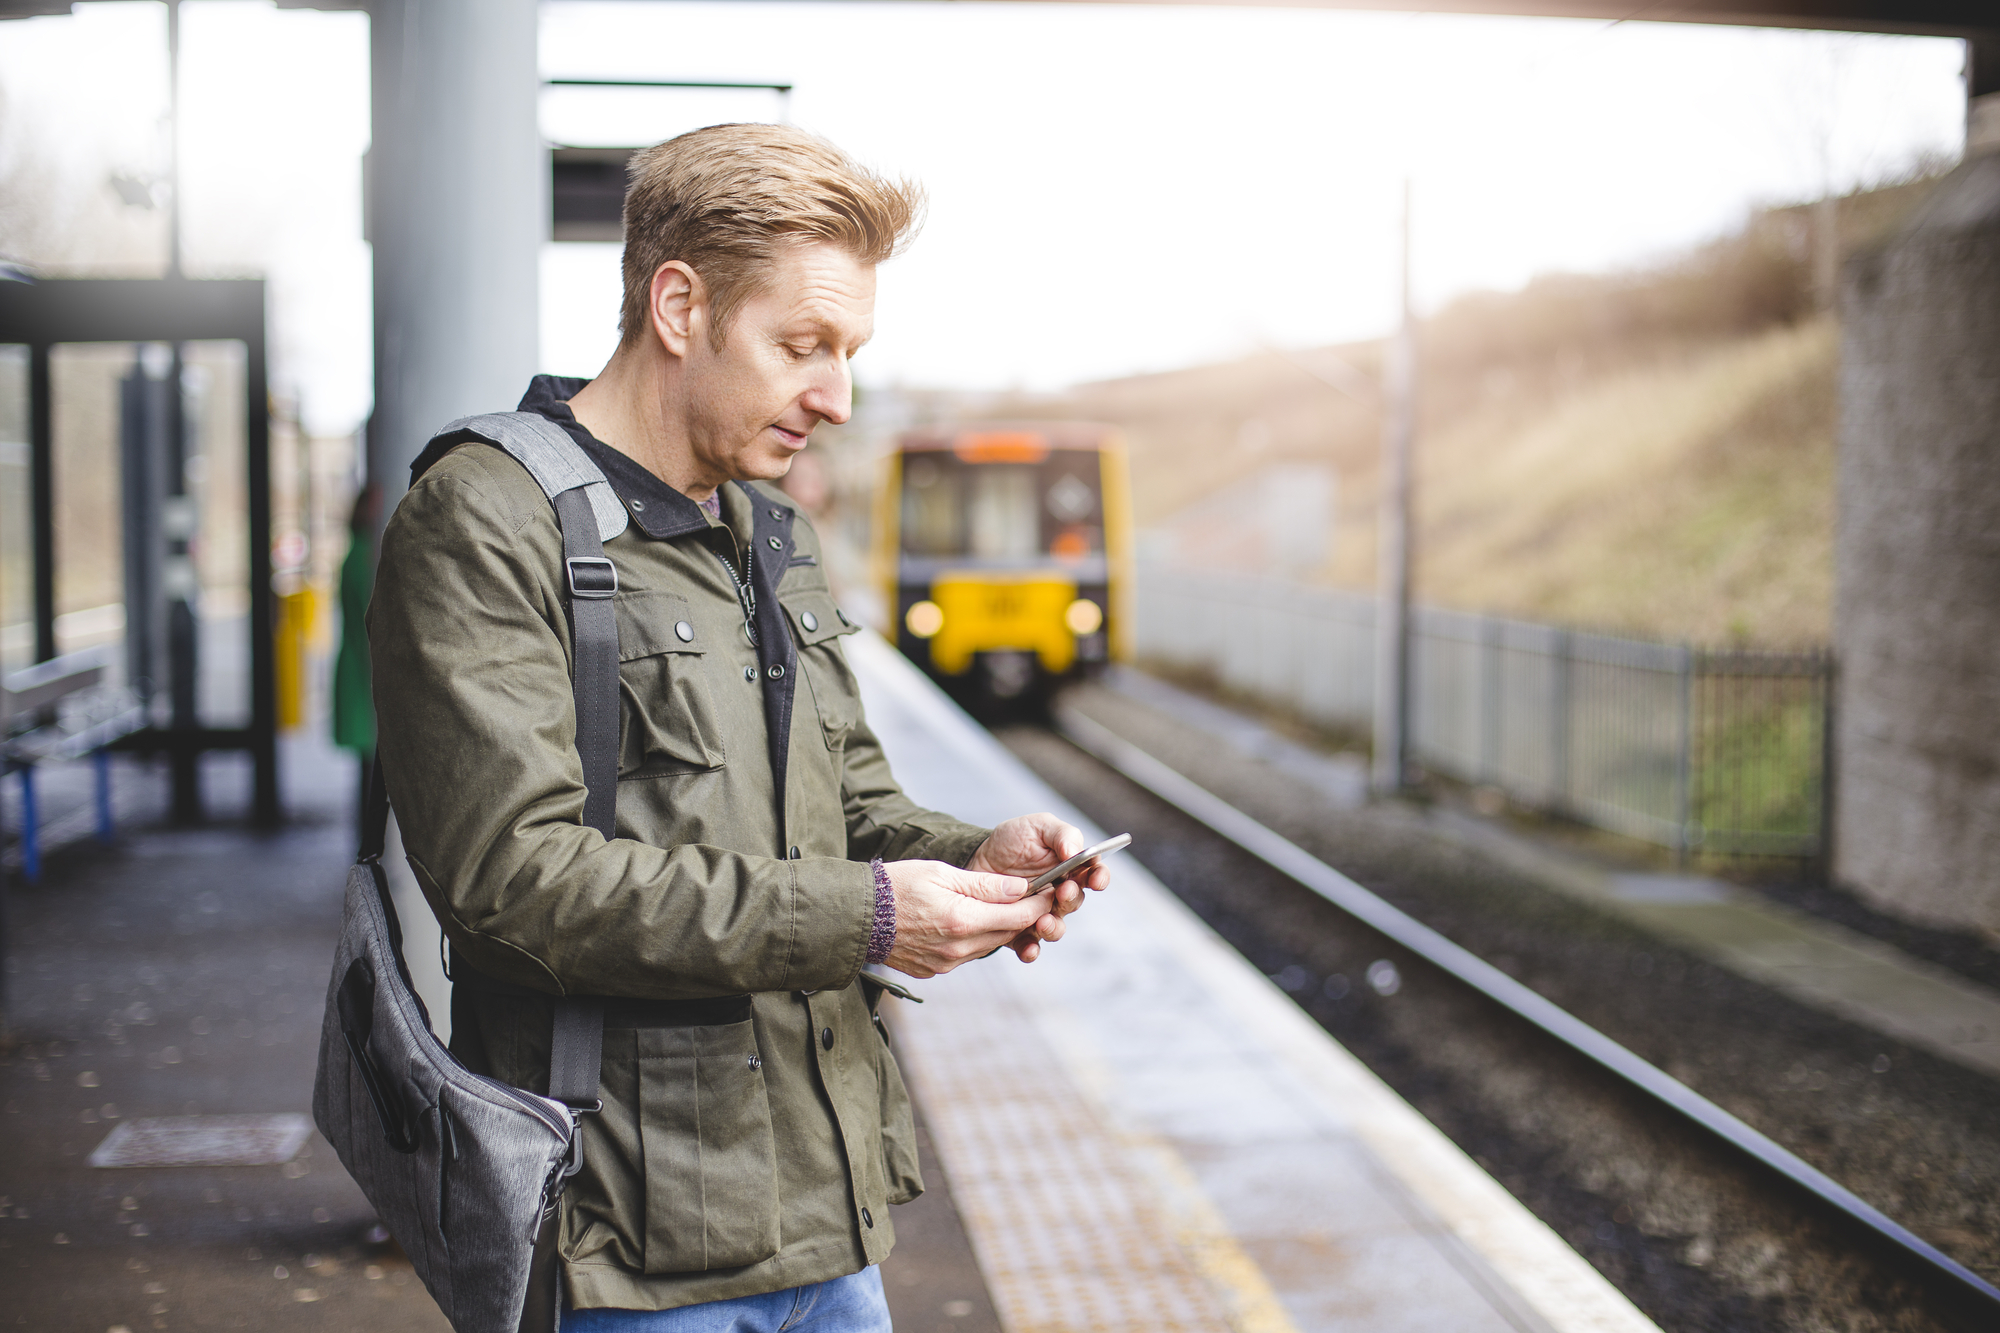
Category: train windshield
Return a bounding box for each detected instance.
[900,450,1104,563]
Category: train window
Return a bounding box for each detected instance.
[968,466,1038,560]
[1041,452,1104,562]
[901,455,963,555]
[899,447,1106,562]
[1047,474,1094,523]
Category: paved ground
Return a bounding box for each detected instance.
[0,736,999,1333]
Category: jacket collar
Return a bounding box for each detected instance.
[517,374,712,540]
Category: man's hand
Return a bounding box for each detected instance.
[969,813,1111,963]
[881,861,1058,979]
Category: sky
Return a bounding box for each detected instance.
[0,0,1972,434]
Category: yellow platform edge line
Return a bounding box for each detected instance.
[1017,986,1305,1333]
[1113,864,1665,1333]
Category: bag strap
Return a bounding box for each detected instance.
[545,482,614,1111]
[365,411,626,1115]
[553,486,619,843]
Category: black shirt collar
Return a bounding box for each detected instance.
[516,374,714,540]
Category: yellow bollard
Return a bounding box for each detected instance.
[275,586,317,731]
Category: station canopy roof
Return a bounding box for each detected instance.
[0,0,1988,38]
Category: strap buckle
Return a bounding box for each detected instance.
[565,556,617,600]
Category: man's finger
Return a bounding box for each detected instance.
[950,868,1034,903]
[959,887,1056,934]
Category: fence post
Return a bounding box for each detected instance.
[1677,645,1697,868]
[1481,615,1502,786]
[1818,649,1837,878]
[1552,628,1572,814]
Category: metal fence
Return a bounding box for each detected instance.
[1132,567,1831,859]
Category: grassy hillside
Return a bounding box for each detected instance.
[986,176,1939,648]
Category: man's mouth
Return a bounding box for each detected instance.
[770,424,810,449]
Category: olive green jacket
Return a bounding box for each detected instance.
[368,419,990,1311]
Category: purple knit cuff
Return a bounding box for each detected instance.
[866,858,897,964]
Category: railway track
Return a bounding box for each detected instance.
[994,691,2000,1333]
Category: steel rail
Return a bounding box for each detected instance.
[1057,706,2000,1324]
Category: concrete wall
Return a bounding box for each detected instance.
[1835,150,2000,937]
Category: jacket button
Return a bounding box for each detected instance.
[861,1207,873,1229]
[769,507,785,520]
[800,611,818,632]
[789,846,801,859]
[674,620,694,642]
[743,666,756,682]
[820,1027,834,1050]
[630,499,646,512]
[767,663,785,680]
[766,536,783,550]
[747,1053,762,1071]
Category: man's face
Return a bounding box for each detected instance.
[679,240,874,485]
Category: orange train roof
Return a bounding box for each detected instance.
[895,421,1121,459]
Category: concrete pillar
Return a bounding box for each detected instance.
[1833,117,2000,934]
[368,0,543,494]
[365,0,542,1037]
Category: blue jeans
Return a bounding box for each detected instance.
[562,1266,892,1332]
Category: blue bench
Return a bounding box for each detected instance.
[3,647,148,882]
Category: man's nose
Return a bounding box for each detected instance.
[804,357,852,427]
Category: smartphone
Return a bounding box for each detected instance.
[1026,833,1132,892]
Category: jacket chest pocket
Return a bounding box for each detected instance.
[614,591,726,777]
[783,590,863,751]
[635,1017,780,1273]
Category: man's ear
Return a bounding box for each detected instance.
[649,261,703,358]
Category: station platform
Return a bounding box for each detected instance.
[2,630,1659,1333]
[848,632,1658,1333]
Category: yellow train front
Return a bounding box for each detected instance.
[874,423,1133,708]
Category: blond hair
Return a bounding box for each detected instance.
[619,124,924,348]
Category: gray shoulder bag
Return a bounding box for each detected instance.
[312,411,628,1333]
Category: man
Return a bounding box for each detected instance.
[369,123,1109,1331]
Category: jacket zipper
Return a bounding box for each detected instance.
[714,539,758,647]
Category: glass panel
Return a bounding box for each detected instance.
[185,341,249,727]
[0,346,29,673]
[43,340,251,724]
[50,343,132,658]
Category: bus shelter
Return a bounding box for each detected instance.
[0,276,278,830]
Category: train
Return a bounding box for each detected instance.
[873,422,1133,708]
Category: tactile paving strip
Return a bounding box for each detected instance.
[892,961,1238,1333]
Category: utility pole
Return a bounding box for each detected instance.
[1372,180,1416,796]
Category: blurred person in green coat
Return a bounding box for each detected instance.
[332,484,378,835]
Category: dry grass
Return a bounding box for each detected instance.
[1412,319,1837,645]
[988,175,1941,648]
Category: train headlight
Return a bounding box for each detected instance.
[1064,598,1104,635]
[905,600,945,638]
